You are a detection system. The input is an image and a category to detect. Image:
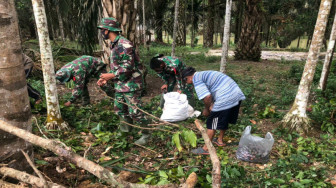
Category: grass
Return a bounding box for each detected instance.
[26,41,336,187]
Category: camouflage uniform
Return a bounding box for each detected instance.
[109,35,148,124]
[56,55,113,104]
[98,17,149,144]
[156,56,195,107]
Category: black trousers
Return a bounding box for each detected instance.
[25,68,41,101]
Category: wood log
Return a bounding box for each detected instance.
[194,119,221,188]
[0,167,65,188]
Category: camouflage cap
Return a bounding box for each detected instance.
[97,17,122,32]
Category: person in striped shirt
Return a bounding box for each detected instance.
[182,67,246,155]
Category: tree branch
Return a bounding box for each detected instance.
[21,150,49,188]
[0,166,65,188]
[194,119,221,188]
[0,119,193,188]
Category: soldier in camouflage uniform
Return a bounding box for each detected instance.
[56,55,114,106]
[97,17,150,145]
[150,54,195,108]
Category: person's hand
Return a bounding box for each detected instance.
[209,103,214,111]
[202,108,210,117]
[100,73,115,81]
[97,78,107,86]
[177,90,182,94]
[161,84,168,91]
[64,101,72,107]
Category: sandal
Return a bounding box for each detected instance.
[191,147,209,155]
[213,138,226,147]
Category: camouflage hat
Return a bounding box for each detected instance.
[97,17,122,32]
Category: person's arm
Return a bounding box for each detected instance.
[202,94,213,117]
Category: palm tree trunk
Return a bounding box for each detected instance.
[191,0,195,47]
[142,0,147,48]
[203,0,215,48]
[101,0,138,63]
[56,1,65,41]
[234,0,243,44]
[171,0,179,56]
[282,0,332,133]
[319,11,336,91]
[297,36,301,48]
[220,0,232,73]
[0,0,32,171]
[234,0,262,61]
[176,0,185,45]
[31,0,67,130]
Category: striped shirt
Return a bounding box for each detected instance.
[193,71,245,112]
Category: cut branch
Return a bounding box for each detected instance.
[194,119,221,188]
[0,166,65,188]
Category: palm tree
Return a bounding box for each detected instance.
[234,0,262,61]
[31,0,67,130]
[100,0,138,63]
[0,0,32,171]
[220,0,232,73]
[282,0,332,133]
[172,0,179,56]
[142,0,147,48]
[319,11,336,91]
[203,0,215,48]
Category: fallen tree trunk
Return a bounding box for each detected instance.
[0,120,194,188]
[0,166,65,188]
[194,119,221,188]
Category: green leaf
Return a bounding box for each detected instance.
[157,179,170,185]
[144,176,155,184]
[300,179,313,184]
[159,171,168,178]
[206,174,212,183]
[177,165,185,177]
[69,163,76,169]
[271,178,285,184]
[182,130,197,147]
[172,132,183,152]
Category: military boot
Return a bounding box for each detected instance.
[120,116,132,132]
[134,130,150,145]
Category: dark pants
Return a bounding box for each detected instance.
[25,68,42,103]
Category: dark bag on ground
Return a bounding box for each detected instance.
[236,126,274,164]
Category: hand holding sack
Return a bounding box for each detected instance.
[236,126,274,164]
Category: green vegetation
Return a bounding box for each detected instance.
[28,43,336,187]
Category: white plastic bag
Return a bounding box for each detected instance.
[236,126,274,163]
[160,92,189,122]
